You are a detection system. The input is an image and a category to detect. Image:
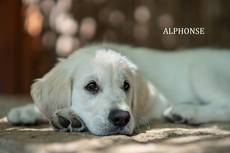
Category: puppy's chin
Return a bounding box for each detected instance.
[105,127,134,136]
[91,128,133,136]
[88,123,135,136]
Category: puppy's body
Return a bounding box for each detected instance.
[7,44,230,135]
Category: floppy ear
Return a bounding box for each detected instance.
[31,62,72,120]
[130,69,151,126]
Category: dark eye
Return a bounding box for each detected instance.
[85,81,100,94]
[122,80,130,92]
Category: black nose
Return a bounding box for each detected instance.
[108,109,130,127]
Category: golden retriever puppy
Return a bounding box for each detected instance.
[7,44,230,135]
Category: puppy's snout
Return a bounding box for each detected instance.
[108,109,130,127]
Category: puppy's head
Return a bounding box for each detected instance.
[31,47,142,135]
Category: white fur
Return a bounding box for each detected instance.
[7,104,45,125]
[7,43,230,135]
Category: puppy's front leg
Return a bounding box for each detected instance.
[7,104,47,125]
[163,103,230,125]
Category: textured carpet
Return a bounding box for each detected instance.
[0,96,230,153]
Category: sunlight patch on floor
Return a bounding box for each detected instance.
[5,127,53,131]
[0,117,7,123]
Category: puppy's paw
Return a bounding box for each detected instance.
[7,104,43,125]
[50,108,86,132]
[163,104,200,125]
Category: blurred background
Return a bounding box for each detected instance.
[0,0,230,95]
